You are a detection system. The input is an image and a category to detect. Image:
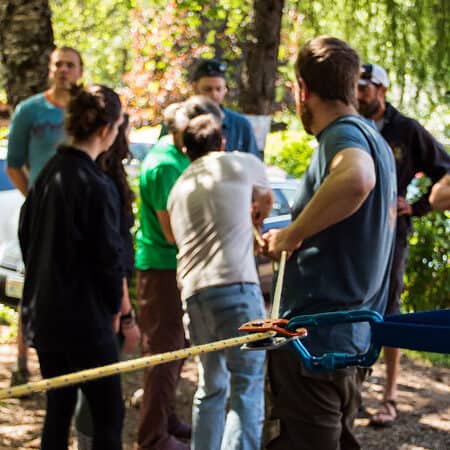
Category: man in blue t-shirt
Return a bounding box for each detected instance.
[263,36,397,450]
[190,58,260,158]
[7,46,83,193]
[6,46,83,386]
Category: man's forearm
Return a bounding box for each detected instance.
[156,210,176,243]
[6,166,29,196]
[430,175,450,210]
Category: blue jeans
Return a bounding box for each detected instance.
[186,283,266,450]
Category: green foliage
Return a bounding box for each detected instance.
[405,350,450,369]
[265,130,315,178]
[0,304,18,344]
[290,0,450,118]
[403,211,450,312]
[45,0,449,130]
[0,304,17,326]
[119,2,202,125]
[50,0,134,86]
[402,173,450,312]
[0,127,8,140]
[120,0,253,124]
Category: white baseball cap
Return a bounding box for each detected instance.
[359,63,389,88]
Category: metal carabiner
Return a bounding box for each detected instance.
[239,318,308,351]
[286,309,384,370]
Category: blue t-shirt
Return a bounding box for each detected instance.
[7,93,65,186]
[282,116,397,357]
[159,106,260,158]
[222,107,260,158]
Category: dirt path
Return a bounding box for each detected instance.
[0,340,448,450]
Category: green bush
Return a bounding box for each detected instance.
[265,130,315,178]
[0,126,8,140]
[0,304,18,344]
[402,174,450,312]
[403,211,450,312]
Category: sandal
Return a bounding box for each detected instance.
[369,399,398,427]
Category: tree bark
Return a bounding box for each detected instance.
[0,0,54,109]
[239,0,284,115]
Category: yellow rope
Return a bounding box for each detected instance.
[0,226,285,400]
[0,331,275,400]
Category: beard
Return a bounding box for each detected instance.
[300,100,314,135]
[358,97,380,118]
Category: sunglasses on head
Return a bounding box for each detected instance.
[360,65,381,86]
[201,61,226,74]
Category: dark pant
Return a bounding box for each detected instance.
[386,237,409,315]
[75,335,125,438]
[267,348,366,450]
[37,341,124,450]
[136,269,186,450]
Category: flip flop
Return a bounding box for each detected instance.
[369,399,398,427]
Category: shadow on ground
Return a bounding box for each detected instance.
[0,339,448,450]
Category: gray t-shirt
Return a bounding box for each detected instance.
[168,151,270,300]
[283,116,397,356]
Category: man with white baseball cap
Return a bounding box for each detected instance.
[357,63,450,428]
[359,63,390,88]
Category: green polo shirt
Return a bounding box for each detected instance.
[135,136,190,270]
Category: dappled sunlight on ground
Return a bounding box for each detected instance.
[0,339,448,449]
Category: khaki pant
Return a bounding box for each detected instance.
[136,269,186,450]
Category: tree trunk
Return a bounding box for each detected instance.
[0,0,54,109]
[239,0,284,115]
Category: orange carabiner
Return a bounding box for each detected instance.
[239,318,307,338]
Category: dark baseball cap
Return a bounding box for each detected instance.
[191,59,227,81]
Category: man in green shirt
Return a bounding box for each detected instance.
[136,135,190,271]
[135,98,222,450]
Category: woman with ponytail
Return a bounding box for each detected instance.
[19,84,125,450]
[74,112,142,450]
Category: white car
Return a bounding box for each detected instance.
[257,176,299,297]
[0,141,24,305]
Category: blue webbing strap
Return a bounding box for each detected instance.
[285,309,450,370]
[372,309,450,354]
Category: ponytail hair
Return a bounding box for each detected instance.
[97,113,135,216]
[66,84,121,142]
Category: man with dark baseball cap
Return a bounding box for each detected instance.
[189,58,260,157]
